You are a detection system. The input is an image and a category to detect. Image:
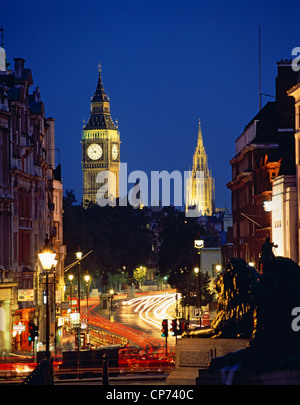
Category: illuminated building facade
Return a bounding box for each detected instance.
[286,73,300,263]
[82,63,120,205]
[0,51,65,353]
[227,60,299,265]
[186,121,215,216]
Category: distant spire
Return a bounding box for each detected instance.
[91,61,109,103]
[84,61,117,130]
[197,119,204,148]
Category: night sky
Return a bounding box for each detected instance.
[1,0,299,209]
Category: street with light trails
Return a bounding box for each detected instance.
[81,291,178,353]
[124,293,179,337]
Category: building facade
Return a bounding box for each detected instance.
[82,64,120,206]
[0,49,65,354]
[287,76,300,264]
[270,175,298,262]
[227,60,299,266]
[186,121,215,216]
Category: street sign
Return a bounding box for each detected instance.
[70,312,80,326]
[69,297,79,308]
[193,308,203,318]
[18,289,34,302]
[61,301,69,310]
[13,323,25,332]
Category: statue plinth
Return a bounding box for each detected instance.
[196,369,300,385]
[166,337,248,385]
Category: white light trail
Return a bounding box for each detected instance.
[126,294,179,331]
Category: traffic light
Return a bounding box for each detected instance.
[179,320,187,334]
[170,319,178,336]
[28,321,37,345]
[161,319,168,337]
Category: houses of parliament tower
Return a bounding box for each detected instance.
[81,63,120,205]
[186,120,215,216]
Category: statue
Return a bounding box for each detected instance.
[182,258,259,339]
[209,255,300,372]
[259,236,277,272]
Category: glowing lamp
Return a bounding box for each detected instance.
[38,251,56,270]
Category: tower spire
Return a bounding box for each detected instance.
[84,62,117,131]
[92,61,108,103]
[197,119,204,148]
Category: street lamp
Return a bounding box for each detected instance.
[109,288,114,320]
[68,274,74,313]
[75,250,82,350]
[38,238,56,359]
[84,274,90,347]
[194,240,204,326]
[194,267,200,308]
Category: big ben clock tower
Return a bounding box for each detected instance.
[82,63,120,205]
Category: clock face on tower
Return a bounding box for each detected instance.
[87,143,102,160]
[112,143,118,160]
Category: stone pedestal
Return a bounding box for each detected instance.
[196,368,300,385]
[126,284,135,299]
[99,293,110,309]
[167,337,248,385]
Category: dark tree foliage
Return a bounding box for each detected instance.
[157,206,214,306]
[63,190,152,287]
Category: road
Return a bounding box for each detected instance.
[82,292,178,352]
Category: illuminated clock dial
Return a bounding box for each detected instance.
[112,143,118,160]
[87,143,102,160]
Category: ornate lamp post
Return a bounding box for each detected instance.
[75,250,82,350]
[84,274,90,347]
[194,240,204,326]
[38,239,56,359]
[68,274,74,313]
[109,288,114,320]
[194,267,200,307]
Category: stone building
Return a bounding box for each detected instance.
[81,63,120,206]
[227,60,298,266]
[186,120,215,217]
[287,73,300,264]
[0,47,65,354]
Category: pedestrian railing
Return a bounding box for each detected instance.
[22,357,54,385]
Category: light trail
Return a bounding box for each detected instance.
[126,293,179,331]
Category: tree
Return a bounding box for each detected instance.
[63,190,152,289]
[157,206,214,307]
[133,266,147,289]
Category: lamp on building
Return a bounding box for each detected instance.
[38,237,56,359]
[263,201,273,212]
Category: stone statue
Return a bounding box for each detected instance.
[182,258,259,339]
[259,236,277,272]
[210,255,300,372]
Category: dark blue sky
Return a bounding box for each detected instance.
[1,0,299,208]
